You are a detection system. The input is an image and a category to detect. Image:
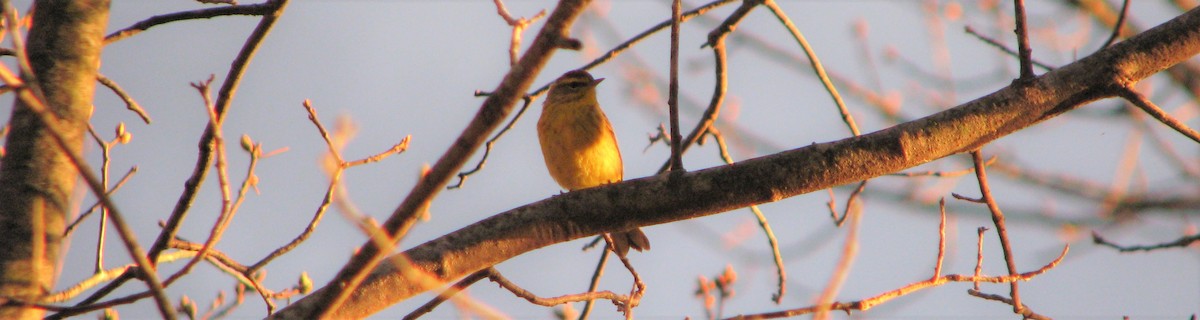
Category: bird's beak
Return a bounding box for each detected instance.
[592,78,605,86]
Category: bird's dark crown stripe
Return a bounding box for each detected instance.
[559,78,590,85]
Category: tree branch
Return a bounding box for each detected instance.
[278,6,1200,318]
[0,1,122,318]
[273,0,595,318]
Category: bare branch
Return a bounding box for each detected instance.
[146,0,290,269]
[667,0,684,172]
[275,1,599,318]
[964,25,1055,71]
[1013,0,1035,80]
[104,2,278,44]
[402,269,489,320]
[725,240,1069,319]
[1092,230,1200,252]
[487,267,630,308]
[968,150,1023,314]
[96,74,151,123]
[274,10,1200,315]
[1117,87,1200,143]
[1100,0,1132,49]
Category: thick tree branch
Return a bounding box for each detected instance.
[279,6,1200,318]
[0,1,111,318]
[1070,0,1200,104]
[274,0,594,318]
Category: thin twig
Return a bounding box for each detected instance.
[85,125,112,273]
[445,1,543,189]
[456,0,740,185]
[963,26,1054,71]
[343,139,411,167]
[255,176,336,272]
[309,3,596,317]
[47,243,284,317]
[1092,230,1200,252]
[708,129,786,303]
[1013,0,1035,80]
[487,267,629,307]
[1100,0,1131,49]
[309,3,595,316]
[966,289,1051,320]
[762,0,858,136]
[41,251,193,303]
[164,77,233,282]
[693,10,907,124]
[166,77,278,312]
[146,0,290,268]
[250,101,409,273]
[66,1,290,313]
[1071,0,1200,104]
[573,0,737,90]
[654,0,746,174]
[606,234,645,320]
[302,99,344,163]
[763,1,871,226]
[169,240,281,311]
[970,150,1022,314]
[340,206,504,319]
[951,192,985,204]
[1117,87,1200,143]
[96,74,151,123]
[492,0,546,66]
[64,166,137,235]
[828,181,867,227]
[667,0,685,172]
[168,83,260,309]
[168,240,251,274]
[974,227,988,291]
[280,6,1200,315]
[813,189,863,320]
[1128,107,1200,179]
[449,97,531,189]
[577,247,610,320]
[104,1,279,44]
[932,198,946,280]
[990,158,1200,216]
[747,206,788,303]
[725,242,1069,319]
[402,269,489,320]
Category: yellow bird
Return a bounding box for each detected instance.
[537,70,650,256]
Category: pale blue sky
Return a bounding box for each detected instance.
[2,1,1196,318]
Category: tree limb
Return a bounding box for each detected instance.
[276,6,1200,318]
[273,0,595,318]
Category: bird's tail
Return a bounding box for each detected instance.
[610,228,650,257]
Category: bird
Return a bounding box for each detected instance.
[537,69,650,257]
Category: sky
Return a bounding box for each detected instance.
[1,0,1197,319]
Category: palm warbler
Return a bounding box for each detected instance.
[537,70,650,256]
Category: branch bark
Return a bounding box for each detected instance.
[274,0,593,318]
[0,1,110,319]
[277,6,1200,318]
